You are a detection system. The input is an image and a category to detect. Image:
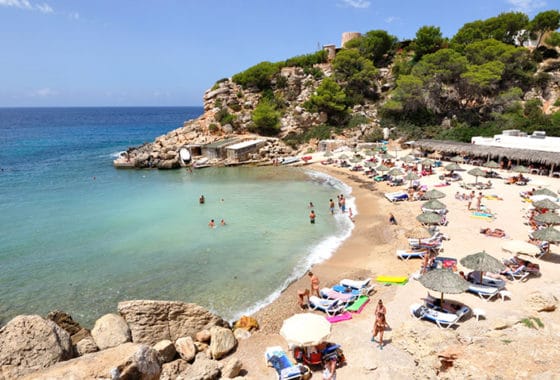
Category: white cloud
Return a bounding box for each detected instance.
[0,0,54,13]
[385,16,399,24]
[507,0,547,13]
[31,88,58,97]
[68,11,79,20]
[340,0,371,9]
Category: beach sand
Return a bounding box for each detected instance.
[229,157,560,379]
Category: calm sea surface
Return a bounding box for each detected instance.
[0,107,354,326]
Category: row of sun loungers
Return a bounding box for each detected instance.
[265,346,311,380]
[310,278,375,316]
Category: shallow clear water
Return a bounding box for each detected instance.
[0,107,354,326]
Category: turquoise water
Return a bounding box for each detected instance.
[0,108,354,326]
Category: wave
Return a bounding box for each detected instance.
[229,169,356,322]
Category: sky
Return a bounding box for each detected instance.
[0,0,556,107]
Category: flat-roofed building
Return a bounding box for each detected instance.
[226,139,265,161]
[201,138,241,159]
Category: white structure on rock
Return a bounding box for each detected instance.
[471,130,560,153]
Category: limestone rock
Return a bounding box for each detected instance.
[46,310,83,335]
[195,330,211,343]
[209,326,237,360]
[116,344,161,380]
[154,339,177,364]
[233,328,251,340]
[157,159,180,170]
[91,313,131,350]
[176,336,197,363]
[177,352,220,380]
[160,359,189,380]
[221,357,243,378]
[0,315,73,379]
[525,291,558,313]
[233,316,258,331]
[76,335,99,356]
[118,300,227,346]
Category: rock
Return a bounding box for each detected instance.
[493,318,514,330]
[233,316,258,331]
[160,359,189,380]
[525,291,558,313]
[177,352,220,380]
[209,326,237,360]
[157,159,180,170]
[222,124,234,134]
[194,341,209,353]
[154,339,177,364]
[118,300,227,346]
[91,313,131,350]
[221,357,243,378]
[115,344,161,380]
[46,310,83,335]
[76,335,98,356]
[176,336,197,362]
[195,330,211,343]
[204,88,230,101]
[0,315,73,379]
[233,328,251,340]
[71,327,92,345]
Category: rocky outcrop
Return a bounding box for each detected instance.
[46,310,83,335]
[0,315,73,379]
[118,300,227,346]
[176,336,197,362]
[177,352,220,380]
[91,313,132,350]
[208,326,237,360]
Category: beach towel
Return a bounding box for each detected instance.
[470,212,493,220]
[327,312,352,323]
[345,295,369,312]
[484,195,503,200]
[376,275,408,285]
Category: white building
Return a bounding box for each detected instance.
[471,130,560,153]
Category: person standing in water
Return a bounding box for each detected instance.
[199,195,205,204]
[309,210,316,224]
[329,199,335,215]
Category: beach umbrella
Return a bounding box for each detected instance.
[380,153,394,160]
[429,151,442,159]
[404,171,421,187]
[338,154,349,160]
[533,199,559,211]
[405,226,432,239]
[531,227,560,243]
[450,155,463,163]
[376,164,390,172]
[445,163,463,172]
[502,240,541,256]
[422,199,447,211]
[324,151,333,157]
[387,168,404,177]
[459,250,506,274]
[467,168,487,184]
[280,313,331,346]
[416,212,444,225]
[423,189,446,200]
[512,165,529,174]
[419,268,470,303]
[421,158,434,166]
[534,213,560,226]
[533,188,558,199]
[363,149,374,157]
[349,157,361,164]
[401,155,416,163]
[364,161,376,168]
[483,161,500,169]
[531,194,558,203]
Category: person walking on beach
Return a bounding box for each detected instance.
[476,192,483,212]
[389,213,397,225]
[372,299,388,348]
[467,190,475,210]
[329,199,335,215]
[309,210,316,224]
[308,271,320,297]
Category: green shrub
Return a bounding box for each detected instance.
[228,101,242,112]
[208,123,219,133]
[251,99,282,136]
[284,50,328,68]
[215,108,235,125]
[347,114,369,129]
[304,66,324,79]
[554,99,560,107]
[232,61,281,90]
[211,78,228,90]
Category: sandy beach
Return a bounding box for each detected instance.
[230,155,560,379]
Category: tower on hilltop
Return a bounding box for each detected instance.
[341,32,361,48]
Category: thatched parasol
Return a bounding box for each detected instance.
[350,157,361,164]
[450,155,463,163]
[467,167,487,184]
[421,158,434,166]
[376,164,390,172]
[533,188,558,198]
[363,149,375,157]
[404,171,421,187]
[416,212,444,225]
[423,189,446,200]
[502,240,541,256]
[534,213,560,226]
[531,227,560,243]
[324,151,333,157]
[445,163,463,171]
[512,165,529,174]
[364,161,376,168]
[338,153,350,160]
[483,161,500,169]
[387,167,404,177]
[419,268,470,303]
[422,199,447,211]
[533,199,559,211]
[401,155,416,163]
[459,250,506,273]
[405,226,432,239]
[380,153,395,160]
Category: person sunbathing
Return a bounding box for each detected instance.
[479,228,505,238]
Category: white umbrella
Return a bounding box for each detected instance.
[502,240,541,256]
[280,313,331,346]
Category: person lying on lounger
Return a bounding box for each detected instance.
[479,228,505,238]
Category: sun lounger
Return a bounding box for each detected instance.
[265,346,311,380]
[331,284,361,296]
[481,275,506,289]
[396,249,427,260]
[467,283,500,301]
[421,207,448,215]
[384,191,409,202]
[410,303,461,329]
[339,278,375,295]
[320,287,358,305]
[309,296,345,316]
[501,265,530,282]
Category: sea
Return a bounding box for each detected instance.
[0,107,355,327]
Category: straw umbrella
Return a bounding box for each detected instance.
[363,149,374,157]
[422,199,447,211]
[421,158,434,166]
[467,167,487,184]
[419,268,470,304]
[338,153,349,160]
[380,153,395,160]
[349,157,361,164]
[376,164,390,173]
[531,227,560,243]
[445,163,463,172]
[324,151,333,157]
[502,240,541,256]
[280,313,331,346]
[404,171,421,188]
[401,155,416,163]
[459,250,506,274]
[533,199,559,211]
[364,161,376,168]
[534,213,560,226]
[533,188,558,198]
[450,155,463,163]
[483,161,500,169]
[416,212,444,225]
[387,168,404,177]
[423,189,446,200]
[512,165,529,174]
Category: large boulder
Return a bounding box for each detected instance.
[75,335,98,356]
[153,339,177,364]
[175,336,197,363]
[209,326,237,360]
[23,343,160,380]
[0,315,73,379]
[118,300,227,346]
[177,352,220,380]
[157,159,180,170]
[220,357,243,378]
[91,313,131,350]
[160,359,188,380]
[46,310,83,335]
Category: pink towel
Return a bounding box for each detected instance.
[327,312,352,323]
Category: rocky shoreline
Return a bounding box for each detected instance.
[0,300,257,379]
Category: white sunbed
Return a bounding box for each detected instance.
[396,249,427,260]
[308,296,345,316]
[339,278,375,295]
[410,303,461,329]
[384,191,409,202]
[467,283,500,301]
[319,287,358,305]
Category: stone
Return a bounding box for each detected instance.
[76,335,99,356]
[233,328,251,340]
[195,330,211,343]
[176,336,197,363]
[153,339,177,364]
[46,310,83,335]
[209,326,237,360]
[204,88,230,101]
[160,359,189,380]
[177,353,220,380]
[222,124,234,134]
[0,315,73,379]
[194,341,209,353]
[157,159,180,170]
[525,291,558,313]
[221,357,243,378]
[118,300,227,346]
[91,313,131,350]
[71,328,92,346]
[115,344,161,380]
[233,316,258,331]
